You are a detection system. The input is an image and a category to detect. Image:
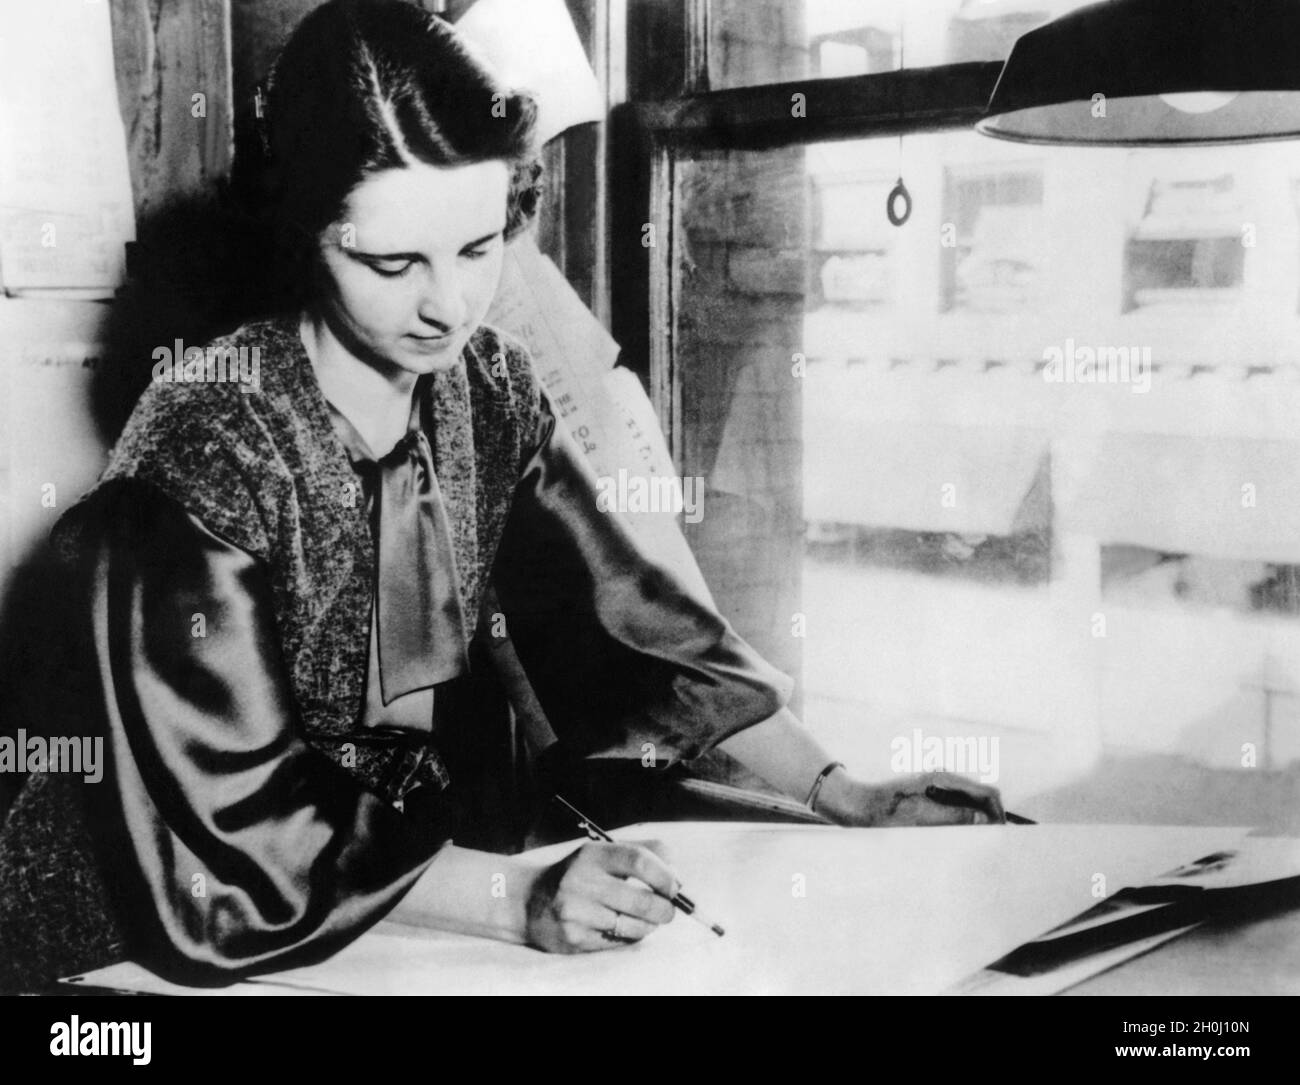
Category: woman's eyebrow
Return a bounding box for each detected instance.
[460,229,504,249]
[350,230,504,260]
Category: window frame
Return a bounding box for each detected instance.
[617,0,1004,465]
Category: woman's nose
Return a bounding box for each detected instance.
[415,267,467,332]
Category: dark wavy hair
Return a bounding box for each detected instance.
[256,0,542,303]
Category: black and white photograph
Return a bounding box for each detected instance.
[0,0,1296,1053]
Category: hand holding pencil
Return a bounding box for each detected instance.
[521,796,726,954]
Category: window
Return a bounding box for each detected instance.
[630,1,1300,828]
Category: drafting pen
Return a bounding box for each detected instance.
[552,795,727,937]
[925,785,1037,825]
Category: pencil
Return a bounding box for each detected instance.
[925,784,1036,824]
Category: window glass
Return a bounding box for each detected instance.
[707,0,1099,90]
[675,129,1300,823]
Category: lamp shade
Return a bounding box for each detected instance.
[977,0,1300,145]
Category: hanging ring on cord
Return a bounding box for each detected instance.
[889,17,910,228]
[887,176,912,227]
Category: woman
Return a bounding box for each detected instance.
[0,0,1002,991]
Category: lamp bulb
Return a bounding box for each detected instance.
[1158,91,1240,114]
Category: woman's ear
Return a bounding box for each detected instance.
[504,159,544,241]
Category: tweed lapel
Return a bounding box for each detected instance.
[427,362,481,638]
[262,317,375,734]
[270,315,375,585]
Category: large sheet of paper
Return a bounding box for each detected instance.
[67,823,1250,996]
[487,236,713,600]
[0,0,136,295]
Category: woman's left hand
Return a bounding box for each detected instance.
[816,768,1006,827]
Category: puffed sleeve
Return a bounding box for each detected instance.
[57,479,447,985]
[490,391,794,764]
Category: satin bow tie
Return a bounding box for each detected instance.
[329,381,471,704]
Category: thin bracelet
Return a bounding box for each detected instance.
[805,761,845,811]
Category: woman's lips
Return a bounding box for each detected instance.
[405,333,458,353]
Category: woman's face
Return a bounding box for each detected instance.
[314,159,510,377]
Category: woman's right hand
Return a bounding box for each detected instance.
[524,841,679,953]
